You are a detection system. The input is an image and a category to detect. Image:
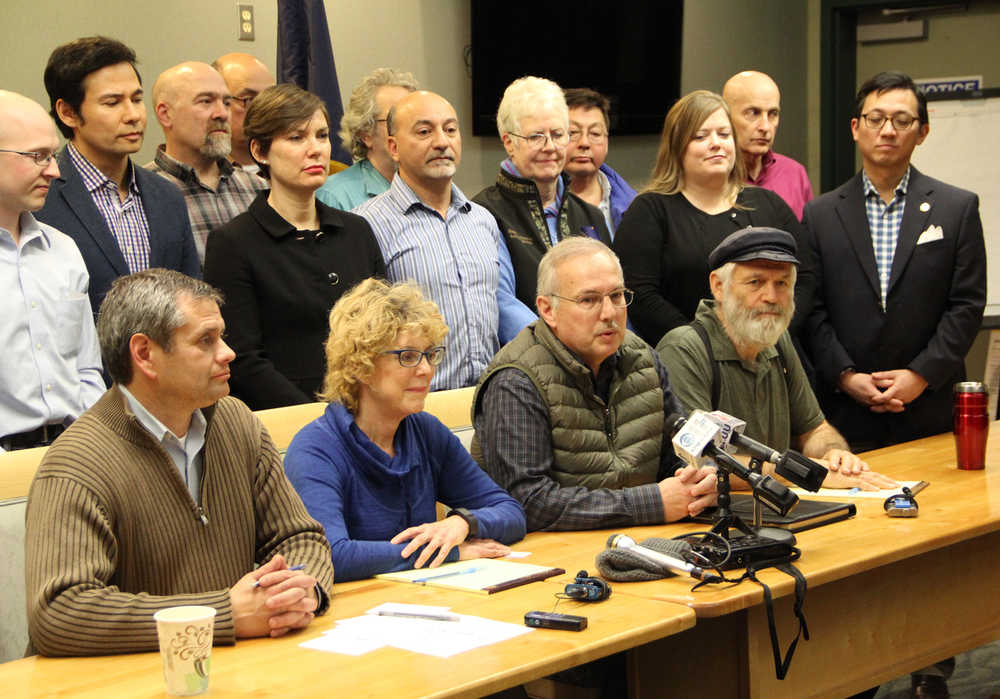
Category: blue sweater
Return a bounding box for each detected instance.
[284,403,526,581]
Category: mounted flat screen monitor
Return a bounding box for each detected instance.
[470,0,684,136]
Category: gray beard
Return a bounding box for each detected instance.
[200,132,232,160]
[721,294,794,349]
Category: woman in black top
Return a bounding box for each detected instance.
[613,90,807,346]
[204,84,385,409]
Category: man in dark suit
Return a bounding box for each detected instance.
[36,36,199,316]
[805,71,986,454]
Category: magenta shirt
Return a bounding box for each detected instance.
[747,151,814,221]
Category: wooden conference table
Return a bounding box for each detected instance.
[1,429,997,697]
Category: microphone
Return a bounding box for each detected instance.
[606,533,713,581]
[705,411,827,493]
[667,413,798,516]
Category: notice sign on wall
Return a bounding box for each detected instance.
[916,76,983,93]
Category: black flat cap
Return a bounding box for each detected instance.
[709,226,800,270]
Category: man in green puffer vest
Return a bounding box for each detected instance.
[472,238,717,532]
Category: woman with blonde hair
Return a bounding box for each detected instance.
[284,279,525,582]
[613,90,806,346]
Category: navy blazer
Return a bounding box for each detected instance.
[36,148,200,315]
[803,167,986,449]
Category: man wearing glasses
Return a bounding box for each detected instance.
[146,61,265,265]
[562,88,637,235]
[804,71,985,454]
[723,71,814,221]
[212,53,275,176]
[0,91,104,452]
[355,90,534,391]
[472,238,717,532]
[474,77,611,311]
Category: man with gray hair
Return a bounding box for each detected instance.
[25,268,334,656]
[0,90,104,452]
[656,227,893,489]
[316,67,419,211]
[474,76,610,310]
[472,237,716,532]
[146,61,264,264]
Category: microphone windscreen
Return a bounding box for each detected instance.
[639,537,693,558]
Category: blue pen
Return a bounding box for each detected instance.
[848,487,861,495]
[252,563,305,588]
[412,566,483,584]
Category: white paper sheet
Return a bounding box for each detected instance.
[791,480,921,499]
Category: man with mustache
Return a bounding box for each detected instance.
[355,90,535,390]
[656,227,891,488]
[146,61,264,266]
[472,237,717,532]
[36,37,199,316]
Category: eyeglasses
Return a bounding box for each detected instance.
[551,288,634,312]
[381,346,446,367]
[508,130,570,149]
[230,95,256,109]
[568,128,608,144]
[0,149,58,166]
[860,112,919,131]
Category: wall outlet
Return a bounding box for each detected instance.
[238,4,255,41]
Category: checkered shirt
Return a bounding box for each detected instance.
[862,167,910,309]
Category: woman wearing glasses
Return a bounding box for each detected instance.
[612,90,808,347]
[474,76,611,311]
[284,279,526,582]
[204,84,385,410]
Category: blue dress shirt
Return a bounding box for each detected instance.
[0,213,104,448]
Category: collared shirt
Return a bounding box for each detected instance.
[146,145,266,264]
[66,142,151,273]
[501,158,565,246]
[0,213,105,448]
[315,158,391,212]
[119,384,207,504]
[747,151,814,220]
[356,175,535,390]
[863,167,911,308]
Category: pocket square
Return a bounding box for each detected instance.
[917,225,944,244]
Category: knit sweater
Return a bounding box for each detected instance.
[24,387,334,657]
[284,403,526,582]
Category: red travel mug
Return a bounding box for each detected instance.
[953,381,989,470]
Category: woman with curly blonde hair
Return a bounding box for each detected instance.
[284,279,525,581]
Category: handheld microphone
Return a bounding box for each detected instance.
[606,533,713,581]
[705,411,827,492]
[667,413,798,516]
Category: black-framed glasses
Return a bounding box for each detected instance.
[551,288,634,312]
[0,149,57,166]
[508,130,570,149]
[568,128,608,144]
[230,95,256,109]
[860,112,919,131]
[381,346,446,367]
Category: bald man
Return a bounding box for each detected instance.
[212,53,275,173]
[355,91,534,390]
[0,91,104,451]
[146,61,264,264]
[723,71,813,220]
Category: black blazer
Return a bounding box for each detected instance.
[203,192,386,410]
[36,148,200,315]
[804,167,986,449]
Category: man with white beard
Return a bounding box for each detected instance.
[657,227,893,488]
[146,61,264,265]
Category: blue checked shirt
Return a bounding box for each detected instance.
[862,167,910,309]
[356,176,535,391]
[67,143,151,273]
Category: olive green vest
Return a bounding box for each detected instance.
[472,321,664,490]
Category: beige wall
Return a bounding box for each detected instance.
[3,0,810,196]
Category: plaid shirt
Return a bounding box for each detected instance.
[146,146,266,264]
[474,350,684,531]
[862,167,910,309]
[67,143,151,273]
